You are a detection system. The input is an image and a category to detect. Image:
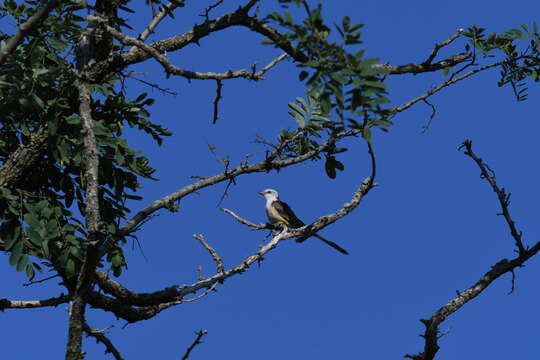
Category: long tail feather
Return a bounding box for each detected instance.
[314,234,349,255]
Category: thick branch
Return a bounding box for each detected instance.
[89,6,305,81]
[0,125,48,188]
[0,294,70,310]
[0,0,62,65]
[92,229,289,313]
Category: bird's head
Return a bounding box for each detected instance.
[258,188,279,201]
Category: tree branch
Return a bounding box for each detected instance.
[0,125,48,188]
[105,24,288,81]
[133,1,183,46]
[83,324,124,360]
[406,141,540,360]
[220,208,268,230]
[460,140,526,254]
[0,0,62,65]
[181,330,208,360]
[193,234,224,275]
[0,294,70,310]
[405,242,540,360]
[374,53,471,75]
[423,29,465,65]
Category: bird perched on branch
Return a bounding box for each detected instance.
[258,189,349,255]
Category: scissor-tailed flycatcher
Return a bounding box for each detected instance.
[258,189,349,255]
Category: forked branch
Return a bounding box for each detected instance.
[405,141,540,360]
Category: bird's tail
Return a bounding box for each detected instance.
[314,234,349,255]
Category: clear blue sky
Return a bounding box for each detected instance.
[3,1,540,359]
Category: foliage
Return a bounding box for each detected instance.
[464,23,540,100]
[0,0,171,278]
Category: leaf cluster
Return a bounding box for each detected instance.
[0,1,171,278]
[464,23,540,101]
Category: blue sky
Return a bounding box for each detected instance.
[2,1,540,359]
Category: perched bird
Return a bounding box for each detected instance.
[258,189,349,255]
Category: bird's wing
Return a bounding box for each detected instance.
[271,200,305,228]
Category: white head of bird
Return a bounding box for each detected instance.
[258,188,279,202]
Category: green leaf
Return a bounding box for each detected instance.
[363,125,372,143]
[9,241,23,266]
[65,258,75,278]
[25,263,35,280]
[16,254,28,272]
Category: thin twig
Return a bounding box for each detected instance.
[212,79,223,124]
[124,72,178,95]
[181,330,208,360]
[84,324,124,360]
[423,29,465,65]
[221,208,268,230]
[23,274,59,287]
[193,234,224,274]
[420,98,437,133]
[200,0,224,21]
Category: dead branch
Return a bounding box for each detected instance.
[460,140,526,254]
[405,141,540,360]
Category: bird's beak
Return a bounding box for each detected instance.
[258,191,264,196]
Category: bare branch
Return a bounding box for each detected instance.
[423,29,465,65]
[193,234,224,274]
[460,140,526,254]
[107,24,288,81]
[84,324,124,360]
[212,80,223,123]
[88,9,307,81]
[181,330,208,360]
[0,294,70,310]
[405,242,540,360]
[391,61,503,115]
[406,142,540,360]
[134,1,182,46]
[221,208,268,230]
[0,0,62,65]
[92,228,289,314]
